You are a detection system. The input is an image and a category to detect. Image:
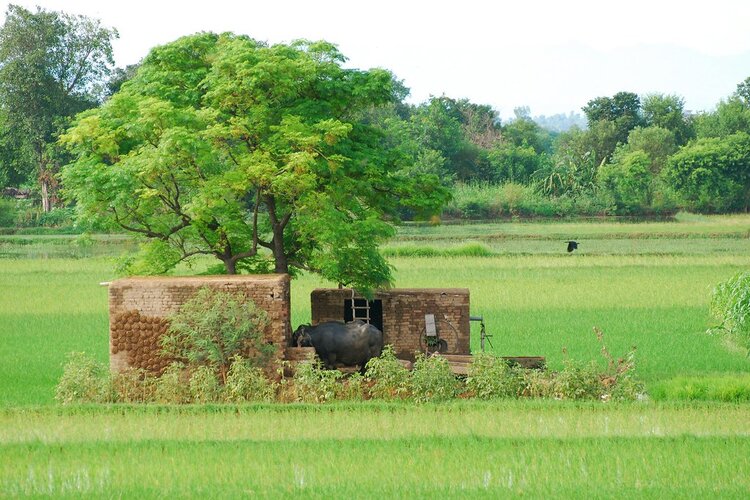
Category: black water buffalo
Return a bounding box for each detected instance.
[292,320,383,370]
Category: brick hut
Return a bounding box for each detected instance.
[309,288,471,360]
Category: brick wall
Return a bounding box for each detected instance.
[310,288,470,360]
[108,275,290,373]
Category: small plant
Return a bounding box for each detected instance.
[293,358,343,403]
[466,353,523,399]
[518,368,554,398]
[594,327,643,400]
[111,368,156,403]
[552,358,603,400]
[337,372,366,401]
[161,287,275,384]
[364,345,410,400]
[55,352,112,404]
[153,362,190,404]
[224,356,276,403]
[709,271,750,350]
[410,353,459,403]
[189,365,221,403]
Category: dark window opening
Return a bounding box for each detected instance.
[344,299,384,333]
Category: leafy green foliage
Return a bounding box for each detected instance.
[466,353,523,399]
[599,149,654,213]
[224,356,276,403]
[410,353,459,403]
[664,132,750,212]
[364,345,411,399]
[161,287,273,383]
[0,4,117,210]
[189,365,221,403]
[62,33,448,293]
[292,358,343,403]
[710,271,750,349]
[54,352,112,404]
[111,368,156,403]
[153,362,190,404]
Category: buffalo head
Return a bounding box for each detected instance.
[292,324,313,347]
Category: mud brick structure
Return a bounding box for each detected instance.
[309,288,471,360]
[108,275,290,373]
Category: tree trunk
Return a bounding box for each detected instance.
[272,230,289,274]
[40,178,50,213]
[224,259,237,275]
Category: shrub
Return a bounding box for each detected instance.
[55,352,113,404]
[293,358,343,403]
[551,359,603,400]
[410,353,459,403]
[336,372,366,401]
[189,365,221,403]
[153,362,190,404]
[111,368,156,403]
[710,271,750,349]
[364,345,411,399]
[466,353,523,399]
[161,287,274,383]
[224,356,276,403]
[518,368,554,398]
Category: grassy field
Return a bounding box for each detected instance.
[2,214,750,405]
[2,403,750,496]
[1,215,749,495]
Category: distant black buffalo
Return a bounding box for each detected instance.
[292,320,383,371]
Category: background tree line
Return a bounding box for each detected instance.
[2,3,750,223]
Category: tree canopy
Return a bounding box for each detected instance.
[0,4,117,210]
[62,33,448,294]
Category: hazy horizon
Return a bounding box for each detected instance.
[3,0,749,120]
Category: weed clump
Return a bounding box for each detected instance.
[55,352,112,404]
[410,353,459,402]
[364,345,411,400]
[709,271,750,350]
[224,356,276,403]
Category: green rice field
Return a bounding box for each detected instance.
[1,214,749,495]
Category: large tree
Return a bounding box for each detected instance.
[62,33,448,294]
[0,4,117,209]
[664,132,750,212]
[582,91,642,159]
[641,93,693,146]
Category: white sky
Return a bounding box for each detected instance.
[3,0,750,119]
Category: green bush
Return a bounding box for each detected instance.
[161,287,274,383]
[364,345,411,400]
[466,353,523,399]
[111,368,156,403]
[55,352,113,404]
[153,362,190,404]
[292,358,343,403]
[410,353,459,403]
[189,365,221,403]
[710,271,750,349]
[224,356,276,403]
[551,359,604,400]
[336,372,366,401]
